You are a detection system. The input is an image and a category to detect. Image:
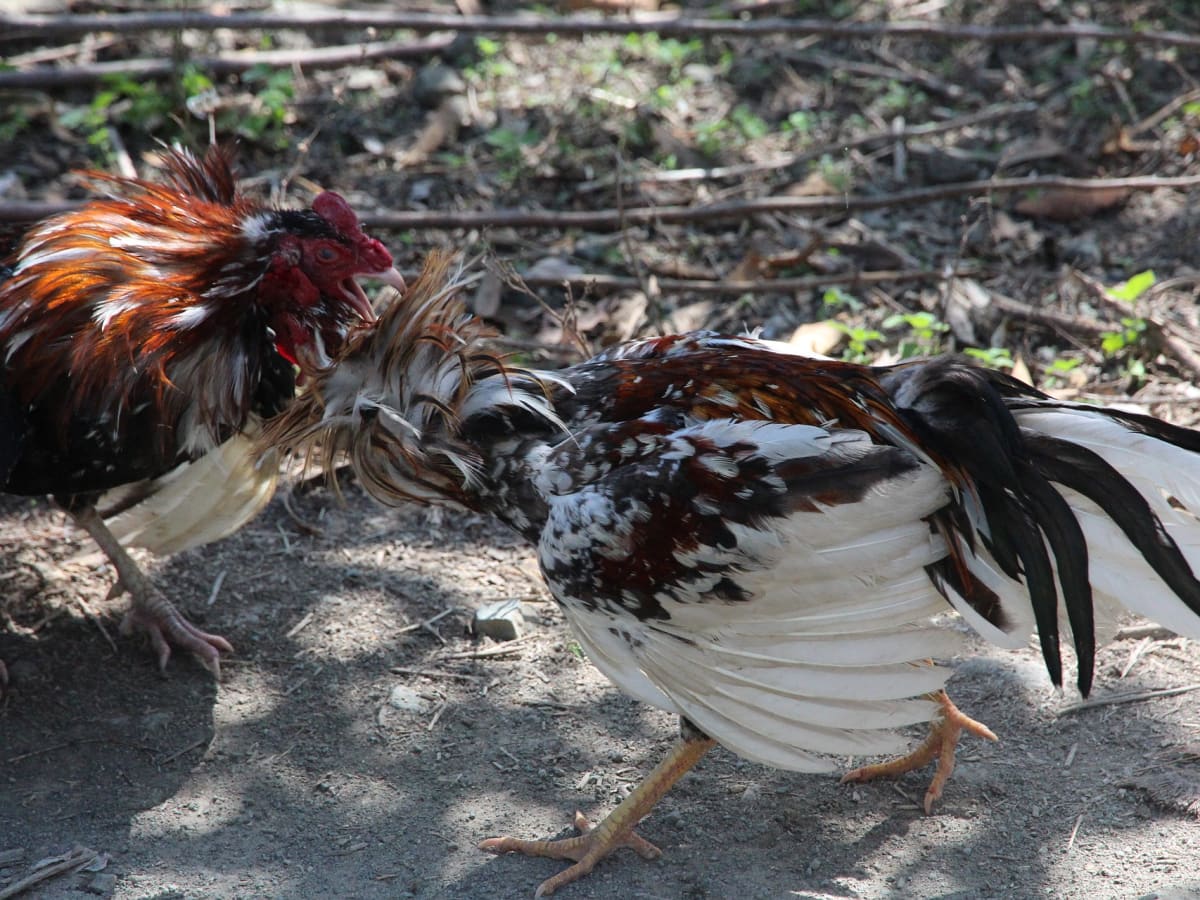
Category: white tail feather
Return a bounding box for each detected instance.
[102,433,278,556]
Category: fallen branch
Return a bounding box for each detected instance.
[0,36,454,89]
[517,266,972,295]
[989,293,1111,340]
[5,11,1200,51]
[5,176,1197,232]
[0,846,103,900]
[1057,682,1200,716]
[577,102,1039,192]
[353,175,1200,230]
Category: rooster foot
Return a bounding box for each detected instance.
[840,689,997,813]
[118,585,233,678]
[480,735,715,897]
[71,504,232,677]
[481,810,661,898]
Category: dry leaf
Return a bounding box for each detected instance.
[783,170,838,197]
[788,321,844,357]
[1014,186,1130,222]
[1010,355,1033,386]
[726,251,766,283]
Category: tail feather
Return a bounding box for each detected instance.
[1016,413,1200,641]
[99,433,278,556]
[884,359,1200,696]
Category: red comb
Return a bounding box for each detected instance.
[312,191,361,235]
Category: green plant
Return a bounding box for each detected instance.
[694,104,771,157]
[236,65,294,146]
[1108,269,1156,303]
[1100,316,1147,355]
[782,110,814,135]
[821,286,861,312]
[963,347,1014,369]
[834,322,882,363]
[883,311,949,358]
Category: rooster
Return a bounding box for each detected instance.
[0,145,404,681]
[265,253,1200,897]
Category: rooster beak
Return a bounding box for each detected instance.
[373,266,407,295]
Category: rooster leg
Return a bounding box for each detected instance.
[840,689,997,813]
[69,504,233,676]
[481,732,717,898]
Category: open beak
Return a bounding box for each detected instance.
[338,267,406,324]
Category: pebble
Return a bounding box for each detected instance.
[472,599,527,642]
[85,873,117,895]
[387,685,431,713]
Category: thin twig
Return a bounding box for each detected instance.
[576,102,1039,192]
[0,36,455,89]
[1065,813,1084,853]
[6,175,1197,229]
[156,737,207,766]
[206,570,227,608]
[439,634,534,660]
[396,607,458,635]
[518,266,973,296]
[6,11,1200,51]
[389,665,481,681]
[1057,683,1200,717]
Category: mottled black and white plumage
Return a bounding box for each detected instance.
[268,254,1200,781]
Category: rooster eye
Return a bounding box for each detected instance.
[315,245,339,263]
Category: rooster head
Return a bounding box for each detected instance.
[257,190,405,369]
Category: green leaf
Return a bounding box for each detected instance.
[1109,269,1156,303]
[1101,332,1127,355]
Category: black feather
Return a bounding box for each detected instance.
[1026,433,1200,618]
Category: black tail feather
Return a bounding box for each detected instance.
[1024,433,1200,620]
[881,358,1097,692]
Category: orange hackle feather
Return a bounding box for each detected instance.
[0,147,266,449]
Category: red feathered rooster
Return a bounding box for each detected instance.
[266,254,1200,897]
[0,145,403,682]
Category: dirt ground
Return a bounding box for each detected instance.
[3,485,1200,900]
[4,1,1200,898]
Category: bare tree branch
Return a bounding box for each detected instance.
[0,36,455,89]
[4,174,1197,229]
[576,102,1039,192]
[3,10,1200,52]
[516,267,971,296]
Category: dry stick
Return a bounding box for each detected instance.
[5,174,1197,229]
[356,174,1200,229]
[0,846,102,900]
[6,10,1200,50]
[0,36,454,89]
[518,266,971,295]
[576,101,1039,191]
[1056,682,1200,716]
[389,665,481,681]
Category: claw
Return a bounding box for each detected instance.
[840,690,997,813]
[481,736,714,896]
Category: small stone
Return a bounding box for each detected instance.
[387,685,431,713]
[85,873,117,895]
[472,600,527,642]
